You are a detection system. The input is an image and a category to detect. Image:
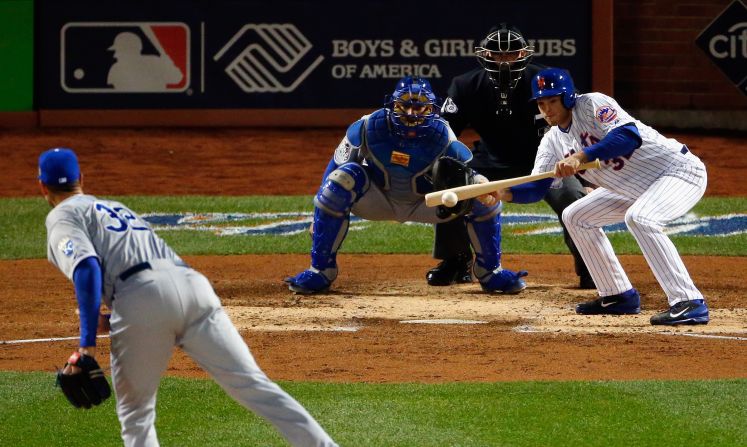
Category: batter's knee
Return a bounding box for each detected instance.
[624,207,661,231]
[561,205,580,227]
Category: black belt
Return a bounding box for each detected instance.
[118,260,188,282]
[681,145,689,154]
[118,262,152,281]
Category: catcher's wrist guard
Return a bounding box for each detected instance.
[431,156,475,219]
[56,352,111,409]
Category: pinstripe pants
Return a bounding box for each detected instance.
[561,162,707,305]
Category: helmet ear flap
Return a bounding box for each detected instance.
[563,92,577,109]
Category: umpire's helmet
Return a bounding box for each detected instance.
[386,76,438,139]
[530,67,577,109]
[475,24,534,92]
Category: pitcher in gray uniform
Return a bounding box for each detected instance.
[40,148,337,447]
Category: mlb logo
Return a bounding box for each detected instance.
[61,22,190,93]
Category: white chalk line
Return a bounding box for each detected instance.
[0,334,110,345]
[660,332,747,341]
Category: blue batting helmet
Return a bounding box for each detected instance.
[530,68,577,109]
[386,76,438,138]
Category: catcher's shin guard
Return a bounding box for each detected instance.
[285,163,368,294]
[466,200,527,294]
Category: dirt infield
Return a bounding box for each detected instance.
[1,128,746,382]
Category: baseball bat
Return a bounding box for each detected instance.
[425,159,602,207]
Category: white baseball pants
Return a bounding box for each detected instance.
[109,260,337,447]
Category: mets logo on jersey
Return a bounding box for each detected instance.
[58,238,75,258]
[61,22,190,93]
[595,105,618,124]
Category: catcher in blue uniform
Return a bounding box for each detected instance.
[285,76,527,294]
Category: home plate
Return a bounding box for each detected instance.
[399,319,488,325]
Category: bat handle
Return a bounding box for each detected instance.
[577,159,601,171]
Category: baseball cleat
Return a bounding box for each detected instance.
[284,268,334,294]
[650,299,709,325]
[479,268,528,294]
[426,254,473,286]
[575,288,641,315]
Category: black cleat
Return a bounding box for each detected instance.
[426,255,473,286]
[576,288,641,315]
[650,300,709,325]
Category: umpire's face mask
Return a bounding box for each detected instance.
[475,27,534,116]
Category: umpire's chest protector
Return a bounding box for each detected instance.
[364,109,453,195]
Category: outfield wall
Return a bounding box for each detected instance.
[0,0,745,129]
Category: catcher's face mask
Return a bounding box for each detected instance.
[386,76,438,138]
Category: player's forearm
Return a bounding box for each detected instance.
[508,178,554,204]
[583,123,641,161]
[72,257,103,347]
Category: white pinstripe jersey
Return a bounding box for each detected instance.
[45,194,182,302]
[533,92,704,198]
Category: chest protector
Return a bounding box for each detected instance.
[363,108,451,200]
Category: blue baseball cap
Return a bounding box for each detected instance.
[38,148,81,185]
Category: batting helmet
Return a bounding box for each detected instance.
[530,67,577,109]
[386,76,438,138]
[475,24,534,92]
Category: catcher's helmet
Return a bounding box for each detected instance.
[475,24,534,91]
[530,67,577,109]
[386,76,438,138]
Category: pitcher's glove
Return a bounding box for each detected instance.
[56,352,111,409]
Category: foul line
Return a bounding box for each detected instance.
[0,334,110,345]
[661,332,747,341]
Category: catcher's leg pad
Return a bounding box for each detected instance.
[465,201,527,293]
[310,163,368,269]
[466,200,503,276]
[56,352,111,409]
[286,163,369,293]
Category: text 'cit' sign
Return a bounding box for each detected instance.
[696,0,747,95]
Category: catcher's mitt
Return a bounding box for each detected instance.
[56,352,111,409]
[431,156,475,219]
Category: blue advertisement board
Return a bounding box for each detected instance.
[37,0,592,109]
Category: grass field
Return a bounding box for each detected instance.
[2,195,746,446]
[1,196,746,259]
[0,373,745,447]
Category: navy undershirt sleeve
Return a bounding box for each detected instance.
[72,256,102,347]
[583,123,642,161]
[509,177,554,204]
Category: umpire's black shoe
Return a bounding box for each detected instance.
[578,275,596,290]
[426,255,473,286]
[575,288,641,315]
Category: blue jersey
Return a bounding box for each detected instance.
[326,108,472,202]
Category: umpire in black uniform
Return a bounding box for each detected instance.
[428,23,595,289]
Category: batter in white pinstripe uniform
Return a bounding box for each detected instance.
[499,68,709,325]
